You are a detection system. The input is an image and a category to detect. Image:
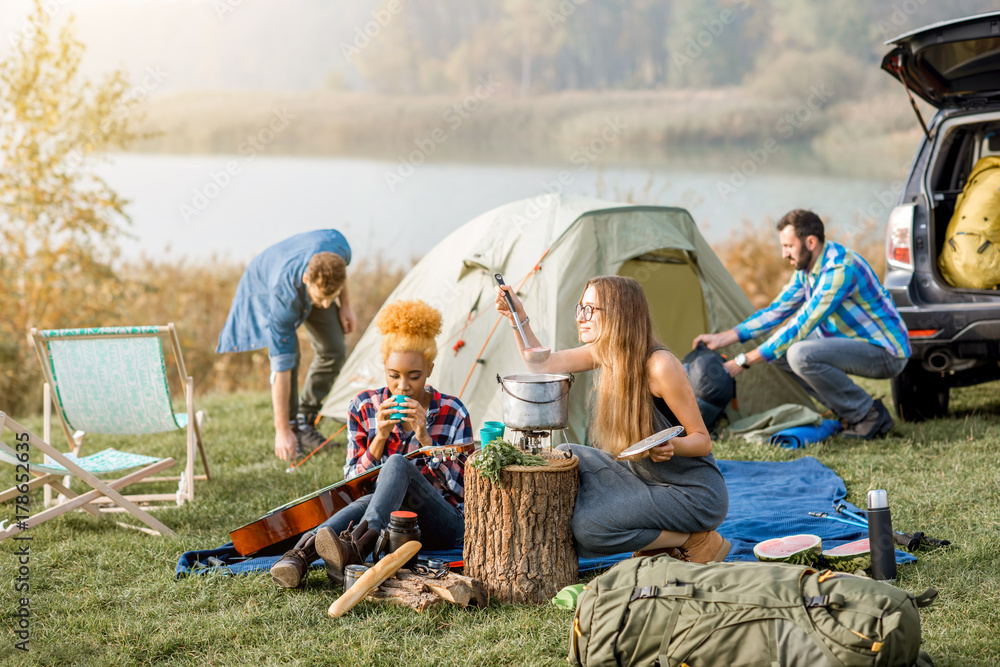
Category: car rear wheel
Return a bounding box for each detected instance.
[891,362,950,422]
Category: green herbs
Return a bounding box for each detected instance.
[470,438,546,485]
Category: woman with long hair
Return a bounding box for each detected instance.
[270,299,472,588]
[495,275,729,563]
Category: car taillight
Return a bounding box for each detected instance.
[886,204,915,271]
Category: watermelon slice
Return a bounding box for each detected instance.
[821,538,871,572]
[753,534,822,566]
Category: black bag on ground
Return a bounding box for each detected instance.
[569,556,937,667]
[681,343,736,430]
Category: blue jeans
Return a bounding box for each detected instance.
[316,454,464,551]
[771,338,908,424]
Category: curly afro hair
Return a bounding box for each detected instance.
[376,300,443,364]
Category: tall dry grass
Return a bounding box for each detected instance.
[3,213,887,418]
[712,215,887,309]
[124,254,409,397]
[131,87,927,181]
[134,88,835,167]
[2,256,408,416]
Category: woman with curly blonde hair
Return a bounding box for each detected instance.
[270,300,473,588]
[496,276,729,564]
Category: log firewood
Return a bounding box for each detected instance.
[328,541,422,618]
[366,578,442,613]
[394,569,487,607]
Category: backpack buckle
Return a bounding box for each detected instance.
[630,586,659,602]
[803,594,845,609]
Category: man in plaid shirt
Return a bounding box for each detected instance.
[695,209,910,440]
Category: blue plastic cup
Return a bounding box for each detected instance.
[390,395,407,421]
[479,427,504,445]
[483,421,506,437]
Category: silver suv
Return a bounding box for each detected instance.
[881,11,1000,421]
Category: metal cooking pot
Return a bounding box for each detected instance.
[497,373,574,430]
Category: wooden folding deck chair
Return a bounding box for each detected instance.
[0,413,176,537]
[29,324,210,507]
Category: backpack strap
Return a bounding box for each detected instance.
[804,594,888,621]
[633,583,798,609]
[655,600,685,665]
[914,588,938,608]
[630,583,694,602]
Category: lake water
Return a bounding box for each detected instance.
[98,153,895,264]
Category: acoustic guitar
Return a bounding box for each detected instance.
[229,443,475,556]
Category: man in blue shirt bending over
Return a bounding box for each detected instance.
[217,230,356,460]
[694,209,911,440]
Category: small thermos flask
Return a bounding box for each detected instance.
[867,489,897,582]
[374,511,421,568]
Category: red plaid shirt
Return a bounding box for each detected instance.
[344,387,473,508]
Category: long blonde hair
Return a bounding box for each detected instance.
[586,276,662,456]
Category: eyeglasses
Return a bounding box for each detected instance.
[575,303,603,322]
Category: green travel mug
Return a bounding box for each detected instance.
[483,421,506,437]
[480,427,504,444]
[390,395,406,420]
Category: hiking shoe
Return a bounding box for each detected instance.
[314,520,378,585]
[295,413,328,454]
[842,399,894,440]
[631,547,684,560]
[270,532,317,588]
[676,530,730,564]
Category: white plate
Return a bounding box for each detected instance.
[617,425,685,458]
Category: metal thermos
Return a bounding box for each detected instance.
[375,511,421,568]
[343,564,370,592]
[867,489,897,582]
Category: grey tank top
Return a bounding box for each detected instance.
[626,356,723,487]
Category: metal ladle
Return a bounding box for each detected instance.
[495,273,551,364]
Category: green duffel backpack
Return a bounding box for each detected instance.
[569,555,937,667]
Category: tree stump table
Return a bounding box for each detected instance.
[464,451,579,604]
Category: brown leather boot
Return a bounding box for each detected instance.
[631,547,684,560]
[270,532,318,588]
[675,530,731,564]
[314,520,378,585]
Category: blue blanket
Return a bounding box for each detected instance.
[175,457,913,578]
[716,457,914,565]
[769,420,843,449]
[175,543,629,578]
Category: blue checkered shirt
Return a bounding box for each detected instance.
[734,241,911,363]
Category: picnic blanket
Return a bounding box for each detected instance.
[769,419,844,449]
[716,457,915,565]
[176,457,913,578]
[175,543,629,578]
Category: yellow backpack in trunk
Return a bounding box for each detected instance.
[939,155,1000,290]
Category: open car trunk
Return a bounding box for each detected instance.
[924,112,1000,294]
[882,11,1000,110]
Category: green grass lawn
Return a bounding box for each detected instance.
[1,380,998,666]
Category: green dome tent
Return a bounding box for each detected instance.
[321,195,810,443]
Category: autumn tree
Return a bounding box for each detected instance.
[0,0,141,413]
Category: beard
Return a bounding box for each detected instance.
[794,247,814,271]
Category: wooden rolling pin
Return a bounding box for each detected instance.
[328,541,422,618]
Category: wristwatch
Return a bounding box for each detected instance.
[734,353,748,368]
